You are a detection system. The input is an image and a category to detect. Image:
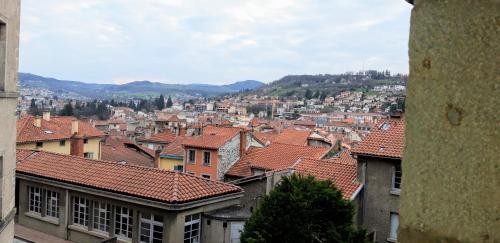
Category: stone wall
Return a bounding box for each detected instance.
[0,0,20,241]
[400,0,499,242]
[217,134,241,180]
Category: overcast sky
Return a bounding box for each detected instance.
[20,0,412,85]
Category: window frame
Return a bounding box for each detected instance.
[59,140,66,146]
[115,206,133,240]
[84,152,94,159]
[45,190,60,219]
[28,186,42,215]
[140,212,164,243]
[202,151,211,166]
[93,201,111,233]
[391,164,402,195]
[83,139,89,144]
[201,174,211,180]
[72,196,90,227]
[0,21,6,91]
[184,214,201,243]
[36,142,43,148]
[188,149,196,163]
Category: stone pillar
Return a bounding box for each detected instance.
[0,0,20,241]
[400,0,499,242]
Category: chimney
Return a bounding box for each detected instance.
[154,149,162,168]
[178,126,186,137]
[240,129,247,156]
[71,118,79,135]
[34,116,42,128]
[70,134,84,157]
[42,110,51,121]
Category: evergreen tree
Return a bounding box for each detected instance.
[241,174,366,243]
[313,90,321,99]
[304,89,313,100]
[157,94,165,110]
[59,102,74,116]
[28,98,42,116]
[166,96,173,108]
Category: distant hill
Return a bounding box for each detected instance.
[18,73,264,98]
[238,72,407,98]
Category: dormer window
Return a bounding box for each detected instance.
[380,122,391,130]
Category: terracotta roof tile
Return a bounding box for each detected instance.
[294,150,360,199]
[16,149,242,203]
[182,126,240,150]
[101,137,155,167]
[138,131,176,143]
[352,118,405,158]
[273,129,311,146]
[17,116,105,143]
[161,136,186,157]
[226,143,329,177]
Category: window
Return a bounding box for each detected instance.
[59,140,66,146]
[115,206,133,239]
[184,214,200,243]
[84,152,94,159]
[187,172,195,176]
[0,21,6,91]
[83,139,89,144]
[203,151,211,166]
[174,165,184,172]
[28,186,42,215]
[188,150,196,163]
[36,142,43,148]
[201,174,211,180]
[73,196,89,227]
[391,164,402,193]
[93,201,111,233]
[46,190,60,218]
[389,213,399,241]
[140,212,163,243]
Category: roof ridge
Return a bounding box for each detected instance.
[172,172,180,202]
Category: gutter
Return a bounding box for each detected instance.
[350,184,364,201]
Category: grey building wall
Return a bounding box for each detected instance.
[16,178,241,243]
[357,156,400,242]
[217,134,241,181]
[0,0,20,242]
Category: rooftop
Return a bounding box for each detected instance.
[17,115,105,144]
[16,149,242,204]
[226,143,330,178]
[182,126,241,150]
[351,118,405,159]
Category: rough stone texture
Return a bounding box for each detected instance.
[400,0,499,242]
[217,134,241,181]
[0,0,20,241]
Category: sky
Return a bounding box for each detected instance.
[20,0,412,85]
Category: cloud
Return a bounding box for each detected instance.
[19,0,412,84]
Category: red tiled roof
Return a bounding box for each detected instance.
[252,131,278,145]
[352,118,405,159]
[101,137,155,167]
[182,126,240,150]
[294,150,360,199]
[17,116,105,143]
[161,136,186,157]
[138,131,176,144]
[273,129,311,146]
[16,150,242,203]
[226,143,330,177]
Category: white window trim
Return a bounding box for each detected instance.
[184,214,201,243]
[202,151,211,166]
[93,201,111,233]
[73,196,89,227]
[46,190,60,219]
[28,186,42,215]
[139,213,163,243]
[115,206,133,239]
[391,164,402,195]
